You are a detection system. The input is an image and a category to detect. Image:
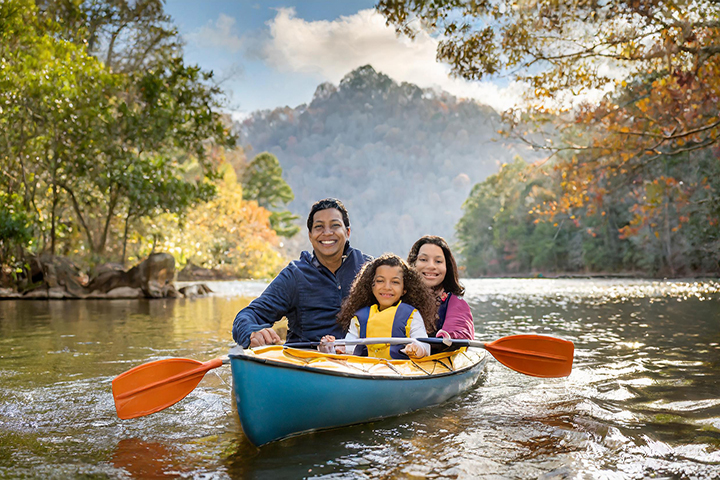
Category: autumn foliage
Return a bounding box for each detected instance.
[381,0,720,276]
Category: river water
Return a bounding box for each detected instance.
[1,278,719,479]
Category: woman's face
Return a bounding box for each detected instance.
[414,243,447,290]
[372,265,405,311]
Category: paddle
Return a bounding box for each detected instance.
[112,334,573,420]
[112,357,228,420]
[287,334,574,378]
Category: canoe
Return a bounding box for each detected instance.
[228,345,489,446]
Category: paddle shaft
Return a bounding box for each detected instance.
[285,335,574,378]
[113,333,573,420]
[285,337,469,349]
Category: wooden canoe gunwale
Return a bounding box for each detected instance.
[227,348,480,382]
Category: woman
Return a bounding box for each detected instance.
[407,236,475,345]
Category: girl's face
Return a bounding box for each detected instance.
[372,265,405,311]
[414,243,447,289]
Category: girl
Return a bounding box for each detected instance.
[320,254,436,359]
[407,236,475,350]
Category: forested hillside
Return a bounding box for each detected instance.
[236,66,538,256]
[1,0,287,282]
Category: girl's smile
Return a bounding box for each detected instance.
[372,265,405,310]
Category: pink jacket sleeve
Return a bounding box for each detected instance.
[437,295,475,340]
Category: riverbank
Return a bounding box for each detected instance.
[0,253,213,300]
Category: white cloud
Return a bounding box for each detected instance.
[262,8,524,112]
[188,13,243,52]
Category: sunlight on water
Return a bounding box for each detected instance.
[1,278,719,478]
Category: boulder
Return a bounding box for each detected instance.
[5,252,191,300]
[177,262,227,281]
[0,287,21,298]
[178,283,213,298]
[131,253,176,297]
[104,287,145,299]
[19,255,87,297]
[87,253,176,298]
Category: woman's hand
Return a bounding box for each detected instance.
[401,340,427,358]
[436,329,453,346]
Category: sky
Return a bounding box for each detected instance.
[165,0,526,119]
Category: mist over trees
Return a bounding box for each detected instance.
[236,65,538,257]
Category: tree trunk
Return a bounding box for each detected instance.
[50,184,58,255]
[49,139,60,255]
[122,209,132,266]
[61,183,97,253]
[97,186,120,254]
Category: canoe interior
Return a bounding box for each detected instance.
[229,346,489,446]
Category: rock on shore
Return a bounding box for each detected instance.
[0,253,211,300]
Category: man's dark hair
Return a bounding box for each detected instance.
[306,198,350,231]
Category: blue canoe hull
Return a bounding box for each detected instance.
[229,347,488,446]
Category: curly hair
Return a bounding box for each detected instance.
[407,235,465,296]
[337,253,436,335]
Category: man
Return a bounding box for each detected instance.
[232,198,371,347]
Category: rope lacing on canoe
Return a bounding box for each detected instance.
[435,357,454,372]
[328,357,371,374]
[282,350,313,364]
[408,359,432,375]
[377,358,403,375]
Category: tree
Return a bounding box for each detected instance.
[134,164,285,279]
[379,0,720,158]
[241,152,300,238]
[380,0,720,274]
[0,193,32,268]
[1,0,235,265]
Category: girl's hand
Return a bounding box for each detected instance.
[318,335,336,353]
[402,340,427,359]
[318,335,346,354]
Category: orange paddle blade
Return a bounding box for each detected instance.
[484,335,574,378]
[112,357,224,419]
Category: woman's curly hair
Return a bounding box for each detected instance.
[338,253,436,335]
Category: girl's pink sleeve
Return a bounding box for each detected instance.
[439,295,475,340]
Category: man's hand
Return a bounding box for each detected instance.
[249,328,282,347]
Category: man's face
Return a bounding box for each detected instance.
[308,208,350,262]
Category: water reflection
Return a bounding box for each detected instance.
[1,279,719,478]
[112,438,182,478]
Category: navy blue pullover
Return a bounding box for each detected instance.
[232,245,371,347]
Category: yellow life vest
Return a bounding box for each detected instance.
[352,302,415,359]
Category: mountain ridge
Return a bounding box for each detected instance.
[236,65,539,257]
